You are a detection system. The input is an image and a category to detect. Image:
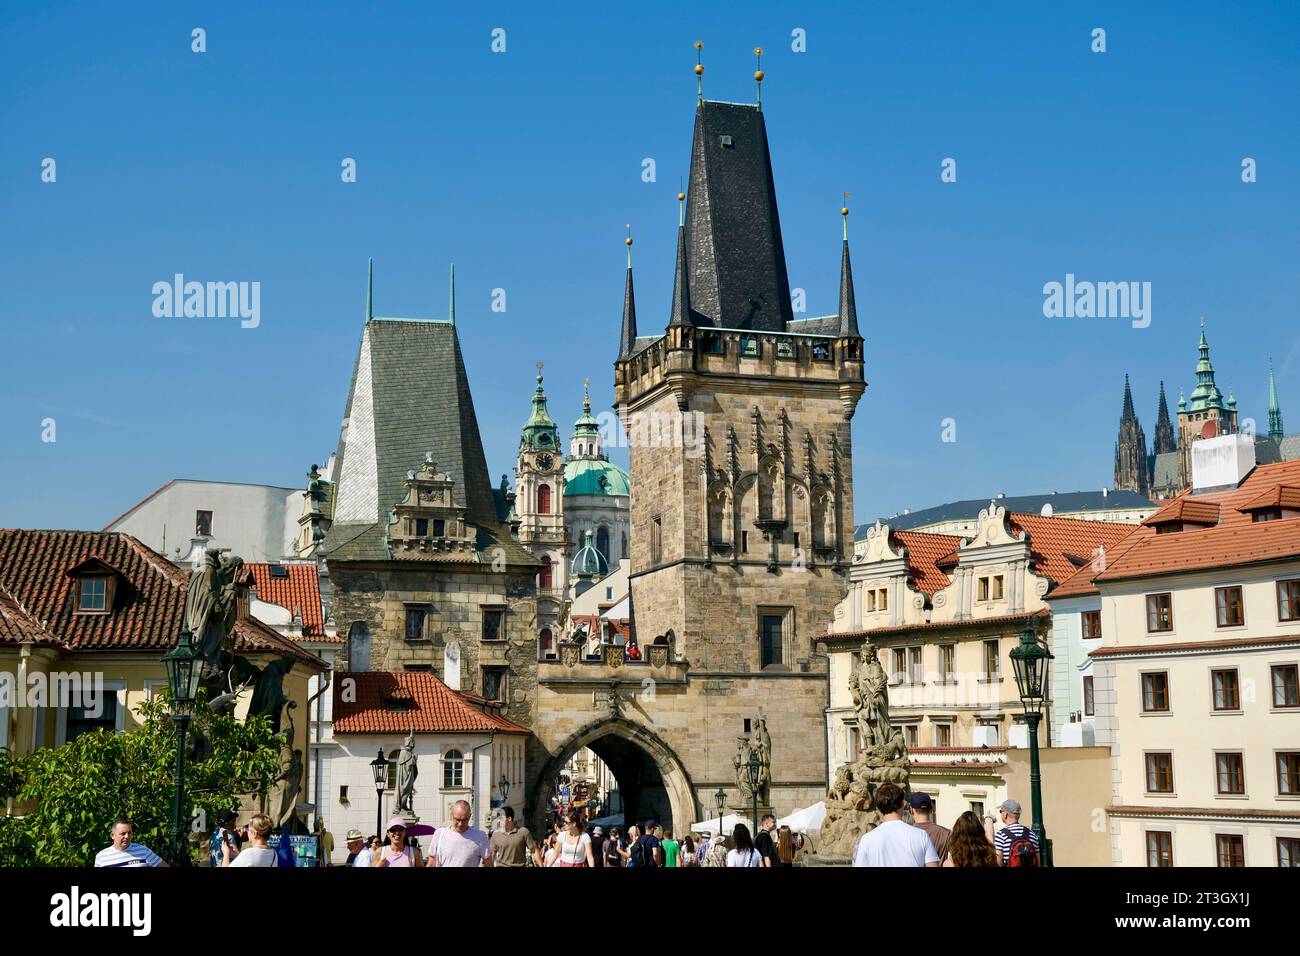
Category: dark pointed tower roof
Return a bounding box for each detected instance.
[618,235,637,358]
[1153,380,1177,454]
[683,101,793,330]
[1121,374,1137,421]
[837,227,859,337]
[668,215,693,328]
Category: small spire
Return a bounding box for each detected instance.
[619,229,638,358]
[694,40,704,103]
[838,204,859,338]
[366,257,373,322]
[448,262,456,325]
[754,47,764,109]
[536,359,544,386]
[678,188,686,227]
[1269,359,1285,443]
[668,204,692,328]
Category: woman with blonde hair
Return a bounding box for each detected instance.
[222,814,277,867]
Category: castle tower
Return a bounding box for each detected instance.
[1113,375,1149,495]
[608,94,865,816]
[1153,381,1177,455]
[1177,322,1238,484]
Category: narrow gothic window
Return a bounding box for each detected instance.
[539,555,553,590]
[347,622,371,672]
[537,484,552,514]
[596,527,610,564]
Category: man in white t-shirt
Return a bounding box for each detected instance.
[224,814,278,867]
[94,819,168,868]
[852,783,940,868]
[428,799,492,867]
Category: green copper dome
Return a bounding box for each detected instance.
[572,529,609,578]
[519,369,559,453]
[564,458,630,497]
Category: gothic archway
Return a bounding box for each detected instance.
[530,717,698,836]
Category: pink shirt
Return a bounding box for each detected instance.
[382,845,415,867]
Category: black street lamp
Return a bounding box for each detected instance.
[161,628,203,864]
[369,749,389,839]
[713,786,726,842]
[745,750,761,838]
[1009,621,1054,866]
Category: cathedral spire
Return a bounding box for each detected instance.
[619,228,637,358]
[1153,380,1177,454]
[1114,374,1149,495]
[1188,319,1225,411]
[837,203,860,339]
[1121,373,1136,421]
[1269,360,1286,444]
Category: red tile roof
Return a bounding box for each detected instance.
[893,530,962,596]
[1238,484,1300,512]
[1094,459,1300,582]
[1006,513,1136,586]
[1046,525,1150,599]
[0,582,64,647]
[245,562,329,638]
[1141,497,1220,526]
[332,671,529,735]
[0,529,324,667]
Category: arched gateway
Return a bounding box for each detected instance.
[530,717,698,835]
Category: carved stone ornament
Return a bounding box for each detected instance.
[603,644,624,669]
[559,642,581,667]
[647,644,669,668]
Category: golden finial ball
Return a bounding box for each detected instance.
[694,40,703,50]
[677,192,685,202]
[754,47,763,57]
[841,207,849,216]
[754,70,764,82]
[625,236,633,246]
[694,64,704,76]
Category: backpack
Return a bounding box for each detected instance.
[629,838,647,868]
[1007,833,1040,868]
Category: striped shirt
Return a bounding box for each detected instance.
[994,824,1039,864]
[95,842,163,868]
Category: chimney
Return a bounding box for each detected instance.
[1192,433,1256,492]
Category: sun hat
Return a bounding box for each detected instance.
[386,817,408,831]
[346,829,365,842]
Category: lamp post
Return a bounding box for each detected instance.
[746,750,761,838]
[161,628,203,865]
[369,749,389,839]
[1009,621,1054,866]
[713,786,726,842]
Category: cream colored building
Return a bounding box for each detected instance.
[822,503,1134,843]
[1086,436,1300,867]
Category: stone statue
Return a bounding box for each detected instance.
[733,713,772,805]
[235,652,297,735]
[816,644,913,861]
[185,551,245,679]
[396,730,418,814]
[854,642,892,748]
[272,748,304,829]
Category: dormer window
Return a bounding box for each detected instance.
[1253,509,1282,523]
[79,576,108,612]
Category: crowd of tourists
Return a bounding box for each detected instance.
[93,788,1040,868]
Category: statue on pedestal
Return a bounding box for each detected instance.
[733,712,772,806]
[396,730,418,815]
[817,641,912,860]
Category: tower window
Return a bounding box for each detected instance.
[195,510,213,536]
[702,333,724,355]
[760,613,784,668]
[651,516,663,564]
[415,518,429,537]
[539,555,553,591]
[537,483,552,514]
[776,340,794,358]
[740,337,759,357]
[720,135,734,148]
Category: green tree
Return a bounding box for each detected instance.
[0,692,283,866]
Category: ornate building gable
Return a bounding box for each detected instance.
[931,503,1032,622]
[387,455,478,560]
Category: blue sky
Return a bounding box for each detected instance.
[2,1,1298,530]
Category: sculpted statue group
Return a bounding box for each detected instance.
[734,712,772,806]
[179,550,302,830]
[818,642,912,858]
